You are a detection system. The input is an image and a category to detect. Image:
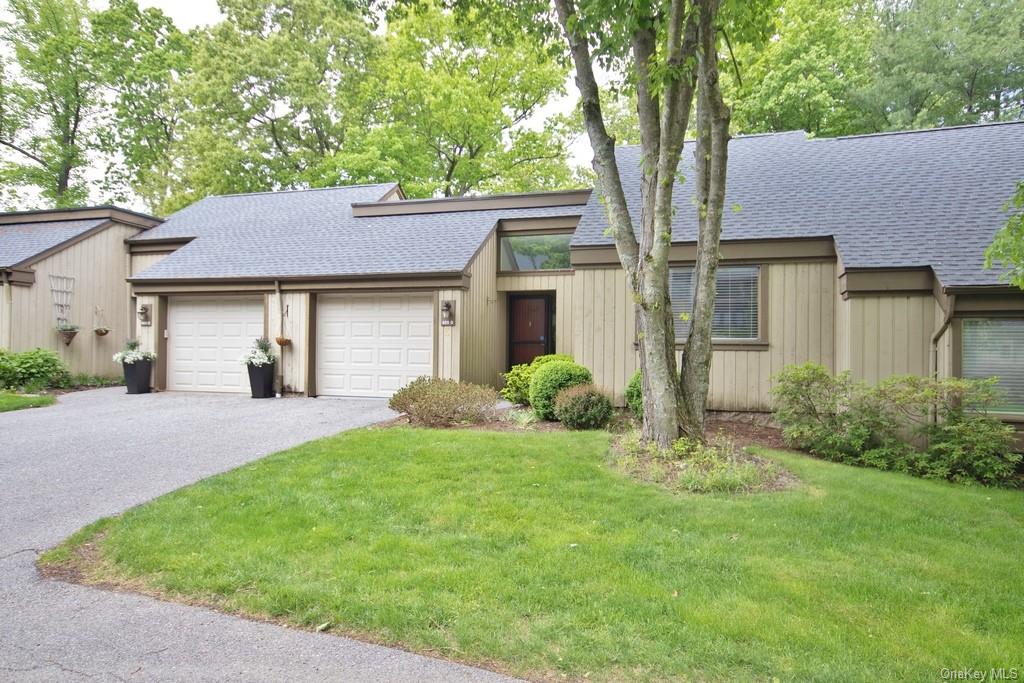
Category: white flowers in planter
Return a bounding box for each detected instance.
[113,339,156,364]
[240,337,277,367]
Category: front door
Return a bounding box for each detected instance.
[509,295,552,367]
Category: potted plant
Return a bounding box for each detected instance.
[94,326,111,337]
[241,336,276,399]
[113,340,156,394]
[57,323,79,345]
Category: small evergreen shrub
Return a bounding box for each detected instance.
[529,360,592,420]
[625,370,643,420]
[500,353,574,404]
[389,377,498,427]
[553,384,613,429]
[772,362,1020,486]
[0,348,70,390]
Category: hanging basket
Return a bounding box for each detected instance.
[275,336,292,347]
[94,327,111,337]
[58,328,78,346]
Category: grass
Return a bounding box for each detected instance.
[42,428,1024,682]
[0,391,55,412]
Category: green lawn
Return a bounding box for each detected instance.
[43,428,1024,682]
[0,391,55,412]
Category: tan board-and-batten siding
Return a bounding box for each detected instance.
[483,254,839,410]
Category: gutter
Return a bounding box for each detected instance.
[1,271,12,350]
[275,279,284,394]
[929,293,956,424]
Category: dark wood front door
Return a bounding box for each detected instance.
[509,295,553,367]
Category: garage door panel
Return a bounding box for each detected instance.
[317,294,433,398]
[168,297,264,393]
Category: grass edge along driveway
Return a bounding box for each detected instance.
[41,427,1024,682]
[0,391,55,412]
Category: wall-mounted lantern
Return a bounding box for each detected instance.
[137,304,152,327]
[440,300,456,327]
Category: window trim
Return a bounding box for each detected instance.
[666,263,769,347]
[497,229,574,274]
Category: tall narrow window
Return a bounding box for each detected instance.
[669,265,760,341]
[962,318,1024,415]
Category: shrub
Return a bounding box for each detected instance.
[529,360,592,420]
[554,384,613,429]
[772,363,1021,487]
[500,353,574,404]
[0,348,70,390]
[388,377,498,427]
[625,370,643,420]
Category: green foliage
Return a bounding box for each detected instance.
[335,0,575,198]
[986,181,1024,290]
[528,360,592,420]
[772,363,1021,486]
[553,384,613,430]
[625,370,643,420]
[500,353,574,405]
[0,348,71,390]
[0,0,98,207]
[615,430,779,494]
[388,377,498,427]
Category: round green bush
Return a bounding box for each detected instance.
[500,353,574,405]
[0,348,70,390]
[625,370,643,420]
[529,360,592,420]
[554,384,613,429]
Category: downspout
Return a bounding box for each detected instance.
[275,279,284,394]
[929,293,956,424]
[1,271,12,350]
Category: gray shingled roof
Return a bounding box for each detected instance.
[0,218,108,269]
[573,122,1024,287]
[133,183,587,280]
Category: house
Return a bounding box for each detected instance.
[0,207,162,376]
[127,121,1024,423]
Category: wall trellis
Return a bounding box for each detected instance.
[49,275,75,327]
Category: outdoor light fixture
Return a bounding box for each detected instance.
[440,300,455,327]
[137,304,152,327]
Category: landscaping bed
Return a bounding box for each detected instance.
[40,427,1024,682]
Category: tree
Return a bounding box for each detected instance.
[0,0,98,207]
[536,0,773,446]
[986,182,1024,290]
[333,1,575,197]
[728,0,879,136]
[89,0,191,209]
[161,0,379,211]
[864,0,1024,128]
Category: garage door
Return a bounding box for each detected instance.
[317,294,434,398]
[167,297,265,392]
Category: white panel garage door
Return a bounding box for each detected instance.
[167,297,265,393]
[317,294,433,398]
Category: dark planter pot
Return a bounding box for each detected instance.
[123,360,152,394]
[247,362,276,399]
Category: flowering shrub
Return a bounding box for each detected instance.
[113,339,156,365]
[240,337,276,367]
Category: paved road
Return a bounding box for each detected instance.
[0,388,519,682]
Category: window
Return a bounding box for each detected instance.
[499,233,572,272]
[669,265,760,341]
[962,318,1024,415]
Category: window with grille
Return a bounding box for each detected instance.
[962,318,1024,415]
[669,265,760,341]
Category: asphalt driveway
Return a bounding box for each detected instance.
[0,388,518,682]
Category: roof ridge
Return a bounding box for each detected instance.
[822,119,1024,142]
[208,182,398,200]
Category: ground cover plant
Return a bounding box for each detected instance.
[42,428,1024,682]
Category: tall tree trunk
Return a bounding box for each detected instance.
[680,0,731,438]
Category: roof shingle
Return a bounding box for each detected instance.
[0,219,108,269]
[573,122,1024,287]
